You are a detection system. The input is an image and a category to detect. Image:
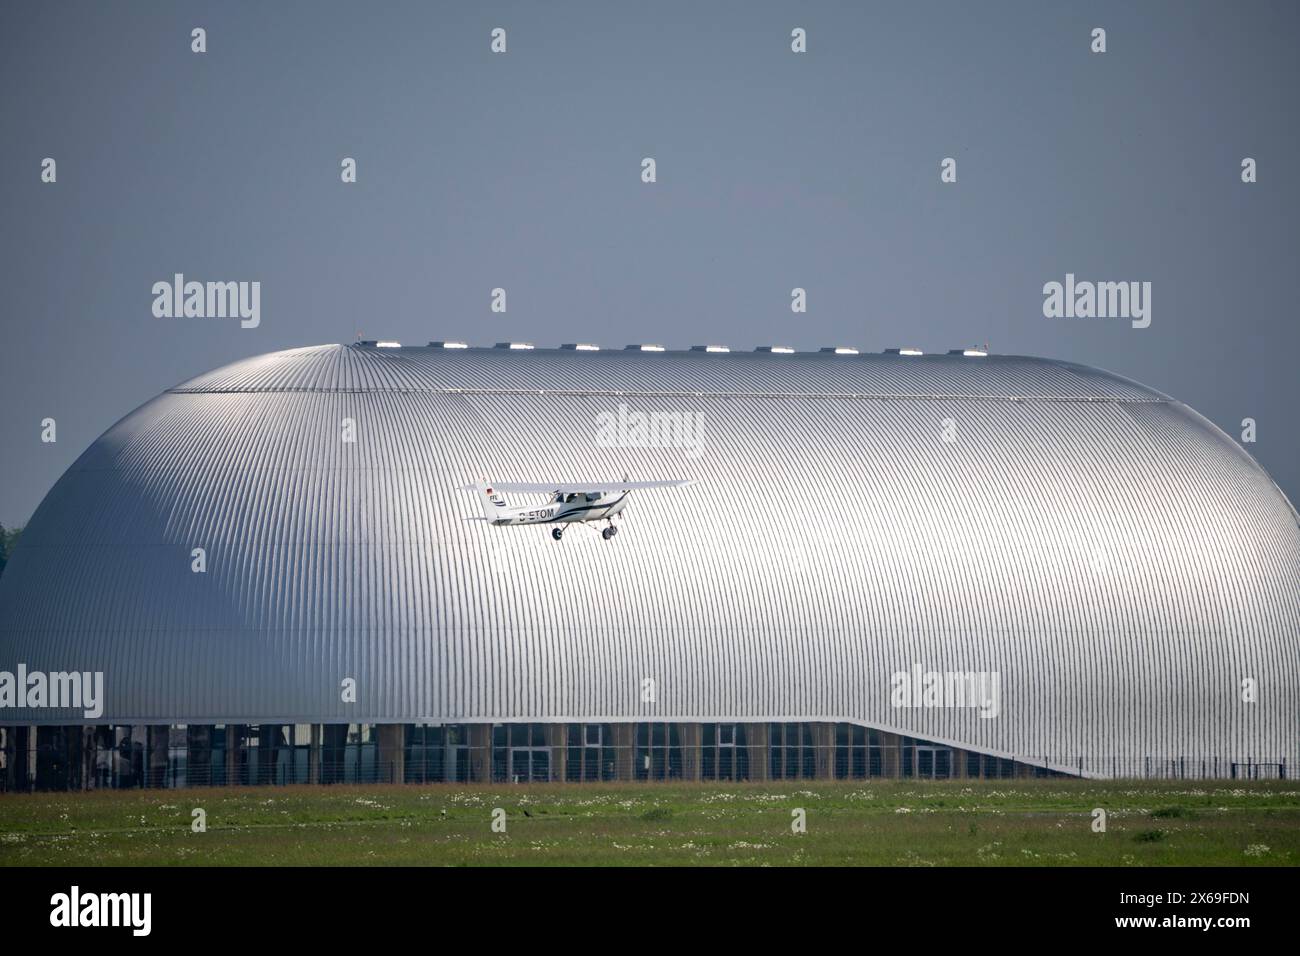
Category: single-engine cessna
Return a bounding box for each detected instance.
[460,478,693,541]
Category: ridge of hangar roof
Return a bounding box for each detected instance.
[166,342,1171,403]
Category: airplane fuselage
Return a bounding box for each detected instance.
[490,492,629,527]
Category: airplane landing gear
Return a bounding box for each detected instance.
[551,527,563,541]
[602,527,614,540]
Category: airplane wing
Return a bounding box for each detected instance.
[459,480,693,494]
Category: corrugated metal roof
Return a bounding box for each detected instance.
[1,344,1296,775]
[171,343,1168,402]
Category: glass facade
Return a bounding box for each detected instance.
[635,722,681,780]
[405,724,471,783]
[0,721,1089,791]
[701,723,748,780]
[493,724,552,782]
[565,723,613,781]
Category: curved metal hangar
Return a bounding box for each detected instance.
[2,343,1297,789]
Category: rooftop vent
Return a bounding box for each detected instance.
[429,340,469,349]
[884,348,924,356]
[755,346,796,354]
[820,346,859,355]
[560,343,601,351]
[690,345,730,353]
[625,344,666,352]
[494,342,535,350]
[947,348,988,357]
[375,341,402,348]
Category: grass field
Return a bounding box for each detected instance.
[1,779,1298,866]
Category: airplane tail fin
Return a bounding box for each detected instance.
[467,483,507,522]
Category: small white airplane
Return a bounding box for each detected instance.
[460,478,693,541]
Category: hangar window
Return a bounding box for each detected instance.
[207,726,228,787]
[494,724,553,783]
[109,726,146,788]
[636,723,682,780]
[868,730,889,776]
[406,724,471,783]
[164,725,188,788]
[246,725,314,786]
[701,724,747,780]
[980,755,1014,779]
[323,724,376,784]
[566,724,612,781]
[916,744,951,779]
[899,737,953,779]
[835,724,869,779]
[176,726,213,788]
[768,723,816,779]
[447,725,471,782]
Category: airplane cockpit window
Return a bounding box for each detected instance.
[565,493,578,503]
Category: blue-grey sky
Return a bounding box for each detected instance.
[2,0,1297,527]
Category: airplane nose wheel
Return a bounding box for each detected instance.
[551,528,563,541]
[602,527,614,541]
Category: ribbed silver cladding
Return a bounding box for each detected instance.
[2,344,1297,776]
